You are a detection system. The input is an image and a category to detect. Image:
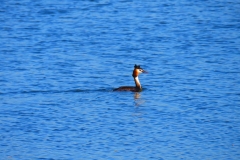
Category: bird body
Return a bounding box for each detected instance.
[114,65,147,92]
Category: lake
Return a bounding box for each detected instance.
[0,0,240,159]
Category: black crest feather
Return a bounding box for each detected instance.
[134,64,141,69]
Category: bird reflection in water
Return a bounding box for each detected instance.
[134,92,145,106]
[132,92,145,122]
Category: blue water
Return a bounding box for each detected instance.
[1,0,240,159]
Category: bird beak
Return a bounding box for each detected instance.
[142,70,148,73]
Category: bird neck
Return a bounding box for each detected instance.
[134,76,141,89]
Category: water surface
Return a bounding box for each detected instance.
[1,0,240,159]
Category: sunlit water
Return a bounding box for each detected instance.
[1,0,240,159]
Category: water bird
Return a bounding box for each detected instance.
[114,64,147,92]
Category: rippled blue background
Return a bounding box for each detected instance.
[1,0,240,159]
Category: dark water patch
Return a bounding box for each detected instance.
[0,88,115,96]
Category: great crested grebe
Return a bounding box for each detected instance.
[114,64,147,92]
